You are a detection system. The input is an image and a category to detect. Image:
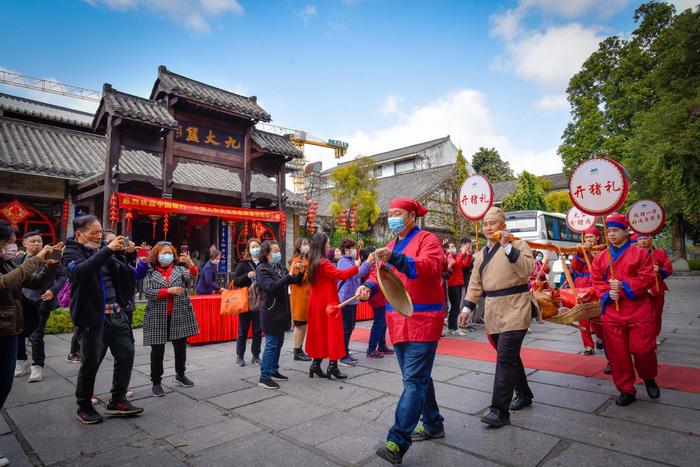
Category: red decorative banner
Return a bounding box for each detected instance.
[0,199,33,227]
[118,193,283,223]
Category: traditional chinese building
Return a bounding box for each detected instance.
[0,66,307,274]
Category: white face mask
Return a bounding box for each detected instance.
[1,243,18,260]
[300,244,310,254]
[85,241,100,251]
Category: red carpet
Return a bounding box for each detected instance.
[351,328,700,394]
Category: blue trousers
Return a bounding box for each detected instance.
[0,335,18,408]
[260,333,284,381]
[368,306,388,352]
[388,341,444,453]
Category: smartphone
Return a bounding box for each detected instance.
[46,248,63,261]
[181,245,189,254]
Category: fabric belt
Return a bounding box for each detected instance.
[482,284,529,298]
[104,303,121,314]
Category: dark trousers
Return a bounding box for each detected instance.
[447,286,463,330]
[388,341,443,453]
[260,333,284,381]
[237,311,261,358]
[0,335,18,408]
[341,304,357,356]
[75,311,134,408]
[150,339,187,384]
[490,330,533,413]
[70,327,80,355]
[368,306,388,352]
[17,300,53,367]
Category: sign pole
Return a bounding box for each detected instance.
[601,215,619,311]
[474,222,479,253]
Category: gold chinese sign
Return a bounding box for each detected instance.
[175,120,245,156]
[118,193,282,223]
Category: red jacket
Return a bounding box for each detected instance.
[646,247,673,295]
[365,227,445,344]
[446,253,466,287]
[570,253,593,288]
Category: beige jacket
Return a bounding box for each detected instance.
[466,239,537,334]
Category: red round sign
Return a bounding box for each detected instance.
[627,200,666,236]
[458,174,494,221]
[566,207,597,233]
[568,158,629,216]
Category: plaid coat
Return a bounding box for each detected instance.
[143,265,199,346]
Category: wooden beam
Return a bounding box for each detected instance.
[162,129,175,199]
[121,134,164,153]
[73,184,105,202]
[276,162,286,260]
[173,143,244,170]
[242,127,253,208]
[171,182,241,199]
[102,115,121,227]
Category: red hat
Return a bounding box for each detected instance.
[605,213,628,230]
[389,198,428,217]
[583,227,601,240]
[630,233,639,243]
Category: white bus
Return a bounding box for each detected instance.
[504,210,582,247]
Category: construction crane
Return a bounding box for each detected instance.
[256,122,349,193]
[0,71,102,102]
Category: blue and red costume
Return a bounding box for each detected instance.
[571,227,603,350]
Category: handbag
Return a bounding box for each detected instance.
[220,288,249,315]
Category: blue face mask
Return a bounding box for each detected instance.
[250,247,261,258]
[387,216,405,234]
[271,252,282,264]
[158,253,174,266]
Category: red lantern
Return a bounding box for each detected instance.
[163,214,170,240]
[109,193,119,228]
[149,215,161,240]
[62,199,70,233]
[125,209,133,232]
[243,220,249,240]
[280,212,287,240]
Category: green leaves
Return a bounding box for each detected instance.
[471,147,514,182]
[502,171,549,212]
[330,157,381,232]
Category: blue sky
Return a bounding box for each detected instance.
[1,0,695,175]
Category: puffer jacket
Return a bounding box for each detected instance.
[0,255,55,336]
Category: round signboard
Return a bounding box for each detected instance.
[568,158,629,215]
[459,174,494,221]
[566,207,597,233]
[627,200,666,236]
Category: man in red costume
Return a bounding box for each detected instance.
[357,198,445,465]
[635,233,673,341]
[590,214,659,406]
[571,227,604,355]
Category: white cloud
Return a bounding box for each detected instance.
[379,94,404,116]
[301,4,317,23]
[669,0,699,11]
[84,0,244,33]
[535,94,569,111]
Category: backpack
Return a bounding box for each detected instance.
[58,281,71,309]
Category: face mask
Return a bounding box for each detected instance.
[349,249,357,258]
[1,243,18,260]
[271,252,282,264]
[300,245,310,254]
[158,254,174,266]
[250,247,261,258]
[387,216,405,234]
[211,259,220,266]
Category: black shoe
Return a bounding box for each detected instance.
[105,400,143,417]
[480,408,510,428]
[236,357,245,367]
[615,393,636,406]
[327,361,347,380]
[309,359,327,378]
[251,356,261,366]
[294,349,311,361]
[175,374,194,387]
[271,372,288,381]
[376,441,403,465]
[509,394,533,411]
[411,422,445,441]
[259,379,280,390]
[644,379,661,399]
[76,406,103,424]
[583,347,594,356]
[603,363,612,375]
[596,339,604,350]
[152,384,165,397]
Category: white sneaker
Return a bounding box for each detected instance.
[454,328,468,336]
[14,360,29,377]
[28,365,43,383]
[126,389,134,398]
[0,452,10,467]
[91,395,98,404]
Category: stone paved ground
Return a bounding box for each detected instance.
[2,276,699,466]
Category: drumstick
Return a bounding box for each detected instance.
[326,294,361,316]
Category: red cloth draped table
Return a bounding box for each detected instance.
[188,295,248,345]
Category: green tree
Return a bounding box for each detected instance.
[470,147,514,182]
[537,176,553,193]
[329,157,381,232]
[502,171,549,212]
[545,191,573,213]
[454,148,469,186]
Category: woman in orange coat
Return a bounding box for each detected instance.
[305,232,359,380]
[289,237,311,362]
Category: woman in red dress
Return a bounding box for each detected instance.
[305,232,359,380]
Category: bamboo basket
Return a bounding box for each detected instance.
[546,301,601,325]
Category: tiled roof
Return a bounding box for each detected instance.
[321,136,451,175]
[95,84,177,130]
[0,92,94,128]
[315,164,455,217]
[542,172,568,190]
[252,129,303,159]
[152,66,271,122]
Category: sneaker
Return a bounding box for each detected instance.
[14,360,29,377]
[259,379,280,390]
[376,441,403,465]
[152,384,165,397]
[454,328,467,336]
[236,356,246,367]
[76,406,103,424]
[105,400,144,417]
[271,372,288,381]
[656,338,661,346]
[339,357,355,367]
[91,395,98,405]
[367,350,384,359]
[595,339,604,350]
[28,365,43,383]
[0,452,9,467]
[67,353,81,364]
[251,356,261,366]
[378,347,395,355]
[583,347,594,356]
[175,375,194,387]
[349,355,359,363]
[126,389,134,398]
[411,422,445,441]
